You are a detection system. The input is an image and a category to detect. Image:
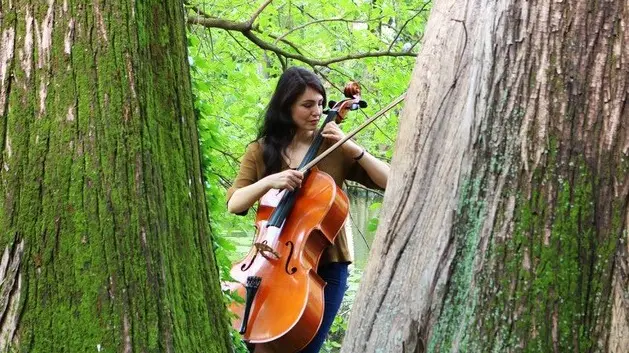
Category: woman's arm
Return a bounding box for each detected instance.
[227,179,273,214]
[321,122,389,189]
[227,170,304,214]
[343,143,389,189]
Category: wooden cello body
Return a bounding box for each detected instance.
[227,168,349,352]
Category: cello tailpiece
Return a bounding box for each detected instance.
[239,276,262,334]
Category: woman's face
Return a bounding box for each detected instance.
[291,86,324,133]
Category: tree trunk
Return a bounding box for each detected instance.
[342,0,629,352]
[0,1,232,352]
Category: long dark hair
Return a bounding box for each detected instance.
[257,67,326,176]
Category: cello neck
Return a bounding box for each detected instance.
[297,110,338,169]
[266,110,338,228]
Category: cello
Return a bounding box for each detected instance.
[226,82,366,353]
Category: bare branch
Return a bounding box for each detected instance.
[408,38,422,53]
[242,30,415,66]
[208,170,236,188]
[188,16,252,32]
[187,9,418,67]
[211,147,242,166]
[313,68,344,94]
[346,183,385,197]
[329,67,359,82]
[387,3,431,51]
[275,52,287,70]
[266,33,307,55]
[240,30,317,62]
[319,50,416,66]
[273,17,381,45]
[226,31,258,61]
[369,120,395,143]
[248,0,273,27]
[348,209,372,251]
[187,4,213,19]
[297,7,352,52]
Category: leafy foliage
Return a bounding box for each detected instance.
[186,0,430,350]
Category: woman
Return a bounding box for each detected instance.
[227,67,389,353]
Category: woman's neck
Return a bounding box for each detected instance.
[292,129,315,146]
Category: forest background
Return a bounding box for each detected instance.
[186,0,430,351]
[2,0,627,351]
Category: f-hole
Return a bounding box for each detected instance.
[284,241,297,275]
[241,239,266,271]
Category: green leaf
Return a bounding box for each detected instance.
[367,217,379,232]
[369,202,382,211]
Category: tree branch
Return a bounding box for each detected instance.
[297,7,352,52]
[226,31,258,61]
[187,8,418,67]
[346,182,385,197]
[188,16,252,32]
[387,3,430,51]
[187,4,213,19]
[273,17,383,45]
[313,68,344,94]
[244,29,416,66]
[248,0,273,27]
[266,33,307,55]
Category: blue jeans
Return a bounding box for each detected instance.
[300,262,349,353]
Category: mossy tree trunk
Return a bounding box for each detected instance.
[0,1,232,352]
[342,0,628,352]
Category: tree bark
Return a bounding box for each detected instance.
[0,0,232,352]
[342,0,629,352]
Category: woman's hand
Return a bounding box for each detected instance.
[264,170,304,191]
[320,121,346,143]
[228,170,303,214]
[321,122,363,158]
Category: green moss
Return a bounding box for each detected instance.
[427,177,486,352]
[1,1,232,352]
[468,155,619,352]
[425,100,622,353]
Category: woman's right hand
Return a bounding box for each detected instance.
[264,170,304,191]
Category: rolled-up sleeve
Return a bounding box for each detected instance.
[346,158,384,191]
[226,142,263,214]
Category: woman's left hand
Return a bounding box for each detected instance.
[320,121,345,143]
[321,122,362,158]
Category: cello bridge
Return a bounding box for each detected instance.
[254,242,280,260]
